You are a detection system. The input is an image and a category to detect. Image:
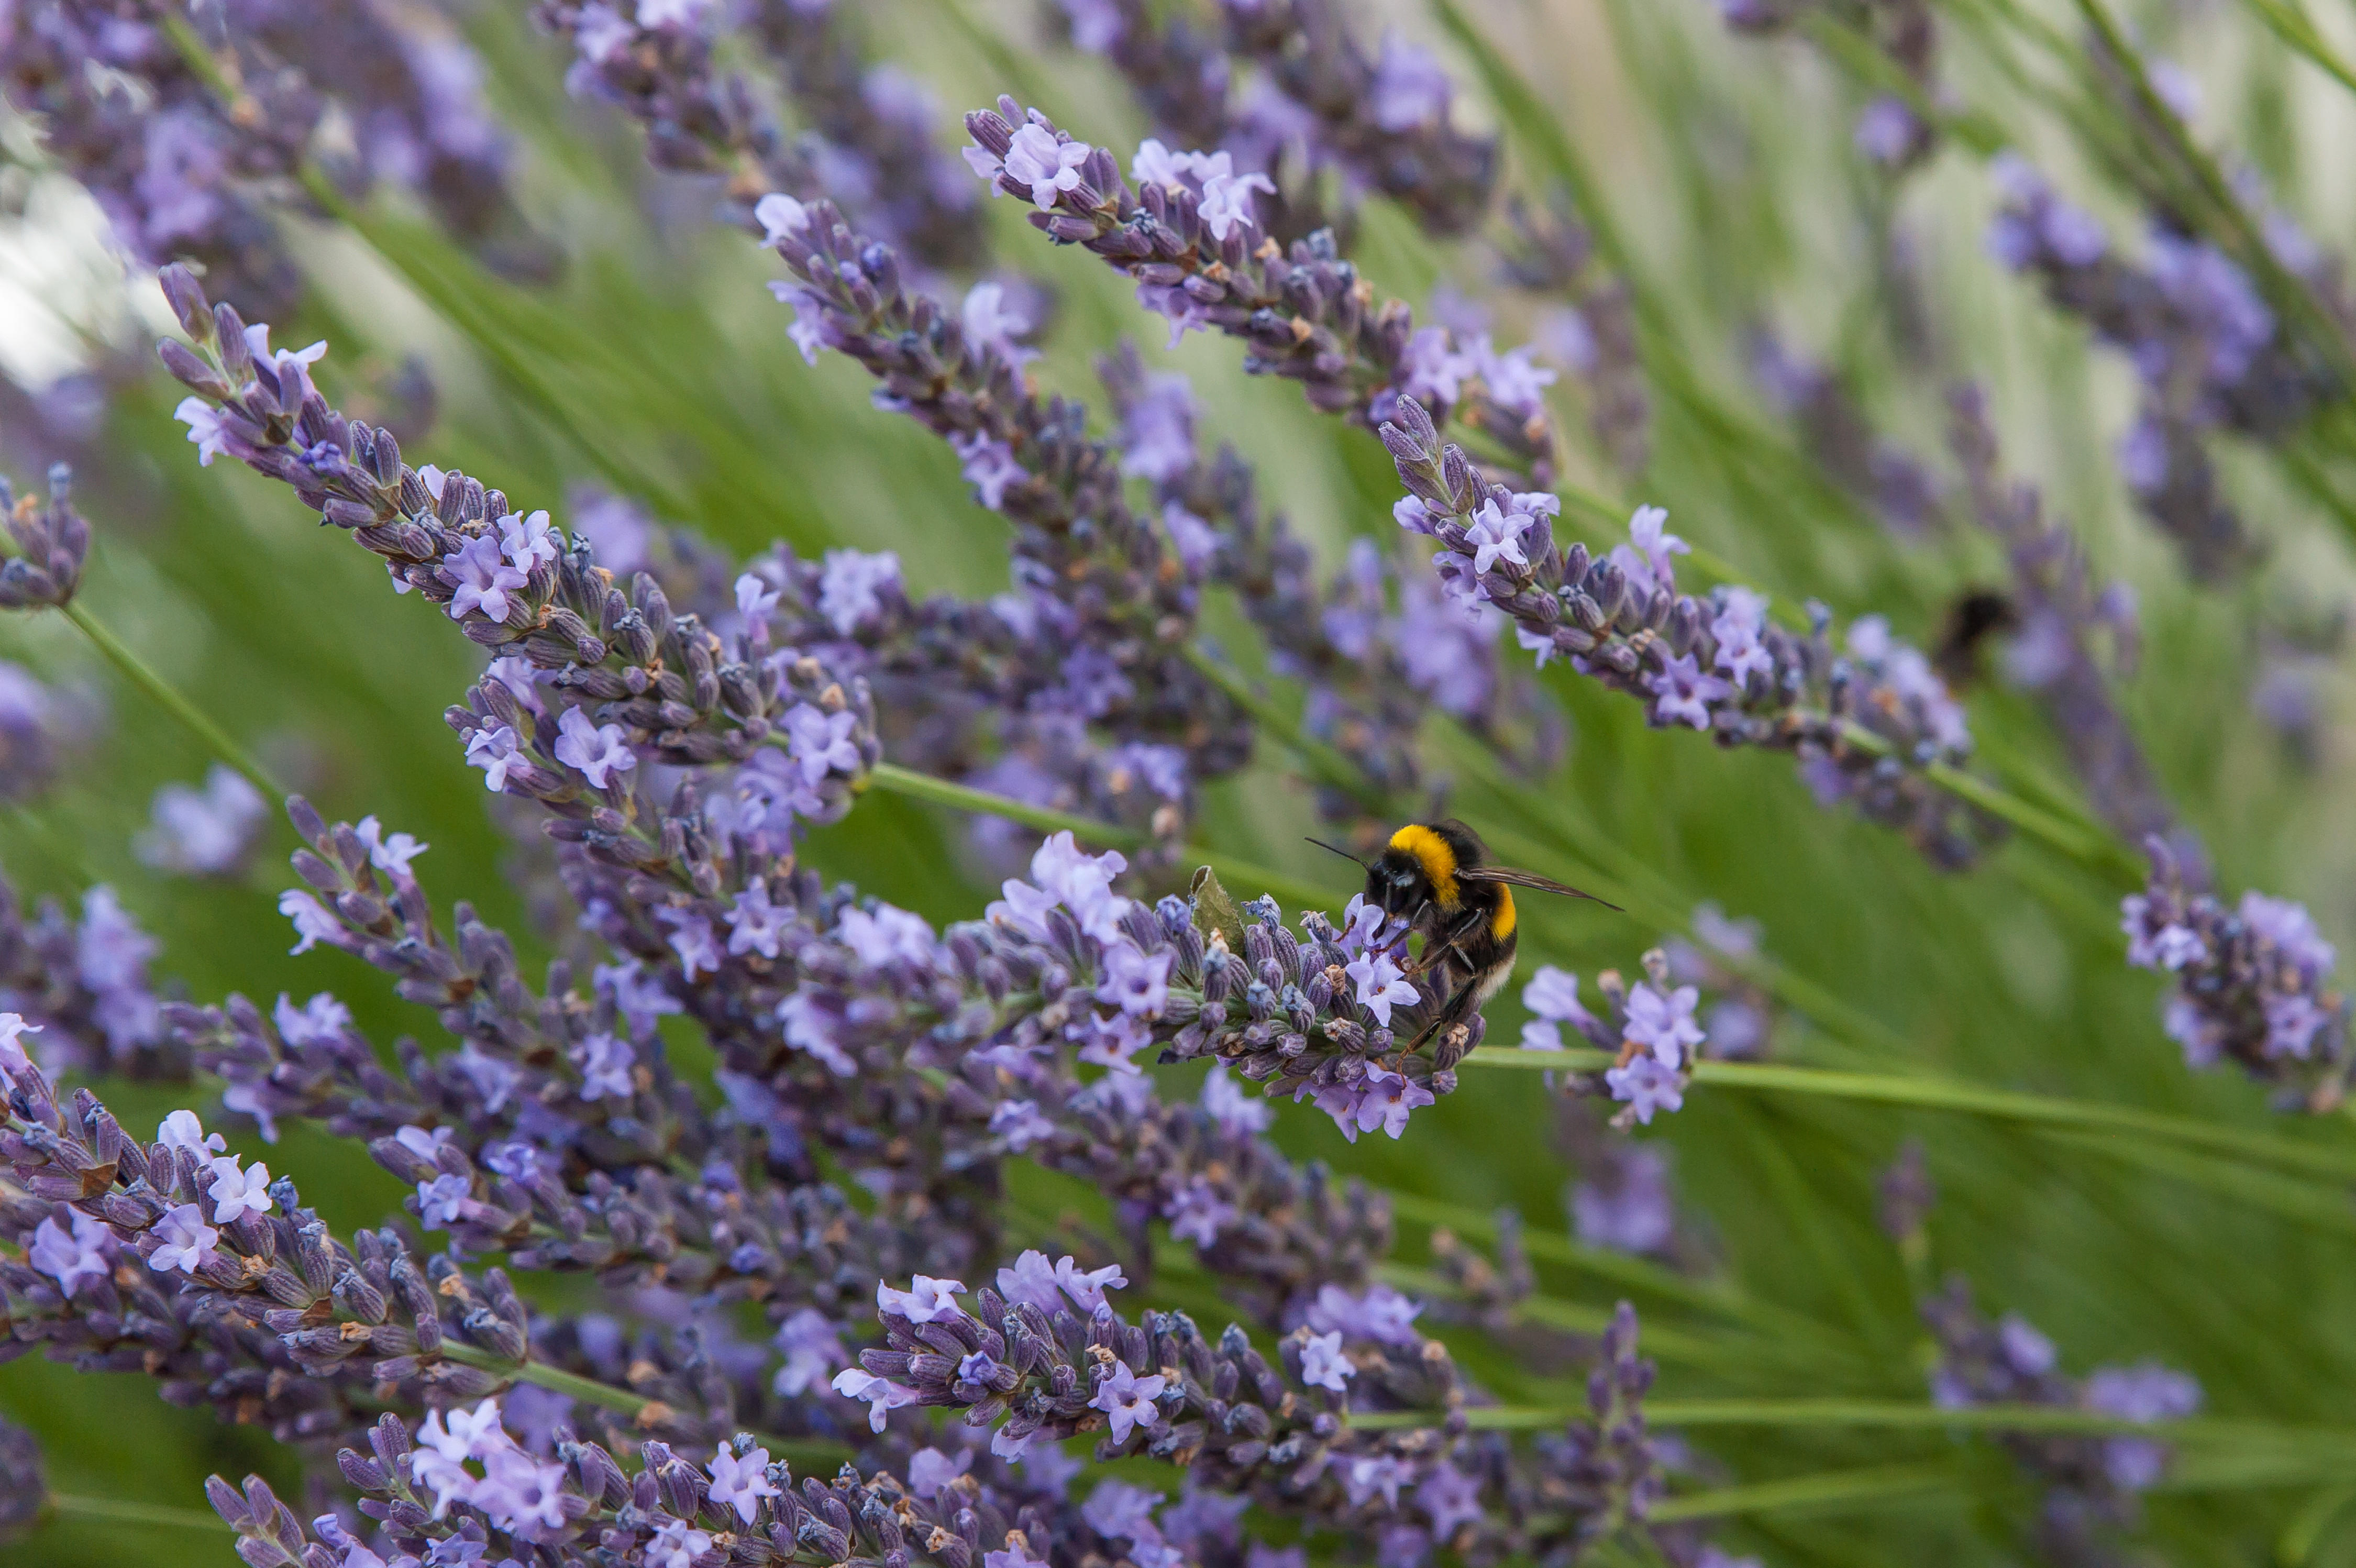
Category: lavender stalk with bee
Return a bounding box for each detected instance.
[1312,819,1621,1058]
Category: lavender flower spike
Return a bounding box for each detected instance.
[0,1417,44,1545]
[1382,399,2000,868]
[1924,1277,2202,1564]
[1524,953,1708,1127]
[0,463,90,609]
[2121,837,2350,1109]
[1985,156,2327,577]
[962,100,1557,487]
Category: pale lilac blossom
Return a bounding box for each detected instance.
[149,1203,220,1274]
[1298,1330,1354,1391]
[707,1445,779,1523]
[877,1274,967,1322]
[206,1156,275,1224]
[553,706,636,789]
[1090,1362,1166,1444]
[832,1369,920,1432]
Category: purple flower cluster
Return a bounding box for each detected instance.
[1987,156,2329,576]
[836,1265,1683,1560]
[1065,0,1495,238]
[2121,837,2349,1109]
[1946,384,2174,847]
[0,0,526,316]
[1382,399,1999,867]
[1151,889,1462,1128]
[135,762,270,878]
[1,1047,543,1451]
[0,461,89,610]
[534,0,982,270]
[0,876,171,1081]
[1923,1279,2202,1563]
[1746,332,1945,540]
[154,265,888,873]
[1497,195,1652,477]
[1719,0,1941,172]
[756,192,1262,845]
[960,101,1558,489]
[1516,953,1708,1127]
[530,0,807,228]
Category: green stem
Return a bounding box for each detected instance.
[1375,1263,1777,1376]
[1182,650,1390,816]
[2277,1479,2356,1565]
[1463,1050,2356,1181]
[2064,0,2356,392]
[1356,1396,2356,1447]
[869,761,1147,851]
[2239,0,2356,98]
[50,1494,234,1532]
[60,601,284,801]
[1646,1462,1960,1522]
[1380,1190,1834,1341]
[863,763,1342,913]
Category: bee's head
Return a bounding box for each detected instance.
[1366,845,1430,920]
[1302,832,1438,923]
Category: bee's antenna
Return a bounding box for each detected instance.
[1304,836,1369,868]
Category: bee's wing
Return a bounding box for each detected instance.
[1457,865,1624,912]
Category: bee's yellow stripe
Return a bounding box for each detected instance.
[1492,886,1516,939]
[1389,823,1459,909]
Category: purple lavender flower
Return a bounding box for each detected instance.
[1298,1329,1355,1390]
[1344,950,1421,1027]
[0,462,90,609]
[1948,384,2178,847]
[1570,1138,1676,1256]
[28,1207,113,1295]
[135,763,268,877]
[1983,156,2325,576]
[1603,1055,1684,1124]
[0,1418,43,1545]
[1623,983,1705,1065]
[1520,965,1597,1051]
[1381,396,2001,866]
[1090,1361,1168,1443]
[2084,1365,2202,1490]
[2122,836,2348,1105]
[1924,1278,2202,1560]
[963,101,1550,484]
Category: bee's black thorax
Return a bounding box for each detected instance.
[1364,820,1521,1047]
[1334,815,1614,1056]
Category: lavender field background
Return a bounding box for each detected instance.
[4,0,2356,1564]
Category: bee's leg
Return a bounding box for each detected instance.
[1400,967,1485,1061]
[1404,907,1487,981]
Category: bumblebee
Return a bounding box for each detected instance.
[1931,588,2019,691]
[1310,820,1620,1053]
